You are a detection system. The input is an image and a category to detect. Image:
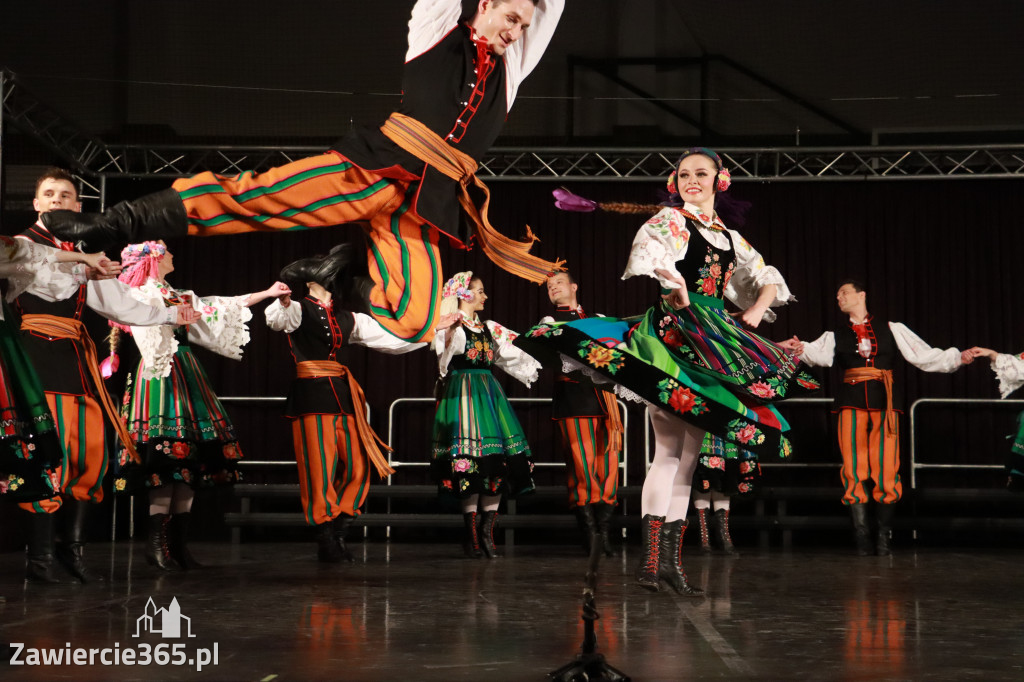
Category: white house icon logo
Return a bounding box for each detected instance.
[133,597,196,639]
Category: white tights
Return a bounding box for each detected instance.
[641,406,707,523]
[693,490,731,512]
[460,493,502,514]
[148,482,194,516]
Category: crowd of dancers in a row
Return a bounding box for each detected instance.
[5,1,1024,596]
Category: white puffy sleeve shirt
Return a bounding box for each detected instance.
[799,322,962,373]
[0,236,87,317]
[128,279,252,380]
[621,205,793,322]
[433,314,540,387]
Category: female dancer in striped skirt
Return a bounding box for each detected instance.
[522,149,818,593]
[431,271,541,558]
[105,240,287,571]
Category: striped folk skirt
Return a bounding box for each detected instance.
[0,308,63,502]
[431,369,534,499]
[114,344,243,492]
[519,294,819,459]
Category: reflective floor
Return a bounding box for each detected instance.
[2,541,1024,681]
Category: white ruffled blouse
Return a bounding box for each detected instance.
[621,203,792,322]
[434,311,540,387]
[992,353,1024,399]
[127,278,252,380]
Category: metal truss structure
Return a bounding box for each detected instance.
[3,70,1024,185]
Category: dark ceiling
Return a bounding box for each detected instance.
[1,0,1023,149]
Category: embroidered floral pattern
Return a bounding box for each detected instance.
[656,378,709,415]
[694,247,736,298]
[528,323,562,338]
[578,342,625,374]
[726,418,766,446]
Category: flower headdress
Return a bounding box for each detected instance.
[441,271,474,303]
[117,240,167,289]
[666,147,731,200]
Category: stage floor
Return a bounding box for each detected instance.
[1,541,1023,681]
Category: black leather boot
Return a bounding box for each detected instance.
[42,188,188,251]
[658,520,705,597]
[146,513,181,571]
[333,514,356,563]
[876,503,896,557]
[167,513,204,570]
[695,508,712,554]
[462,511,483,558]
[316,521,343,563]
[56,498,102,582]
[574,504,597,554]
[713,508,739,556]
[25,512,64,584]
[593,502,616,556]
[635,514,664,592]
[849,503,874,556]
[480,510,500,559]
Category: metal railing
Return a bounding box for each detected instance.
[385,396,630,484]
[908,397,1024,489]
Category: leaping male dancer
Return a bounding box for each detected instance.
[42,0,565,344]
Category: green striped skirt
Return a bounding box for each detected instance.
[431,369,534,498]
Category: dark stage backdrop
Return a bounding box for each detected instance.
[2,177,1023,545]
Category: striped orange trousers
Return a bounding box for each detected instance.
[19,393,106,514]
[292,414,371,525]
[837,408,902,505]
[557,417,619,507]
[173,154,442,343]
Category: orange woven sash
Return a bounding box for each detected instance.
[598,391,624,457]
[20,314,140,464]
[380,112,565,283]
[843,367,897,432]
[296,360,395,477]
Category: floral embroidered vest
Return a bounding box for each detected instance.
[450,324,496,371]
[675,222,737,299]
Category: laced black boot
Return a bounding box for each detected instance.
[574,504,597,554]
[480,510,501,559]
[316,521,343,563]
[695,508,712,554]
[849,503,874,556]
[333,514,356,563]
[635,514,664,592]
[42,188,188,251]
[876,503,896,557]
[658,520,705,597]
[25,512,64,584]
[593,502,616,556]
[462,511,482,558]
[55,498,102,582]
[146,513,181,572]
[167,513,204,570]
[713,508,739,556]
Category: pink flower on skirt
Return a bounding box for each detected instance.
[453,458,472,473]
[749,381,776,399]
[736,424,758,444]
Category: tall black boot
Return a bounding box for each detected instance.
[849,503,874,556]
[167,513,204,570]
[25,512,63,584]
[146,513,181,572]
[333,514,356,563]
[56,498,102,583]
[713,508,739,556]
[695,508,712,554]
[658,520,705,597]
[480,510,501,559]
[574,504,597,554]
[42,188,188,251]
[592,502,616,556]
[316,521,343,563]
[635,514,664,592]
[462,511,483,558]
[876,503,896,557]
